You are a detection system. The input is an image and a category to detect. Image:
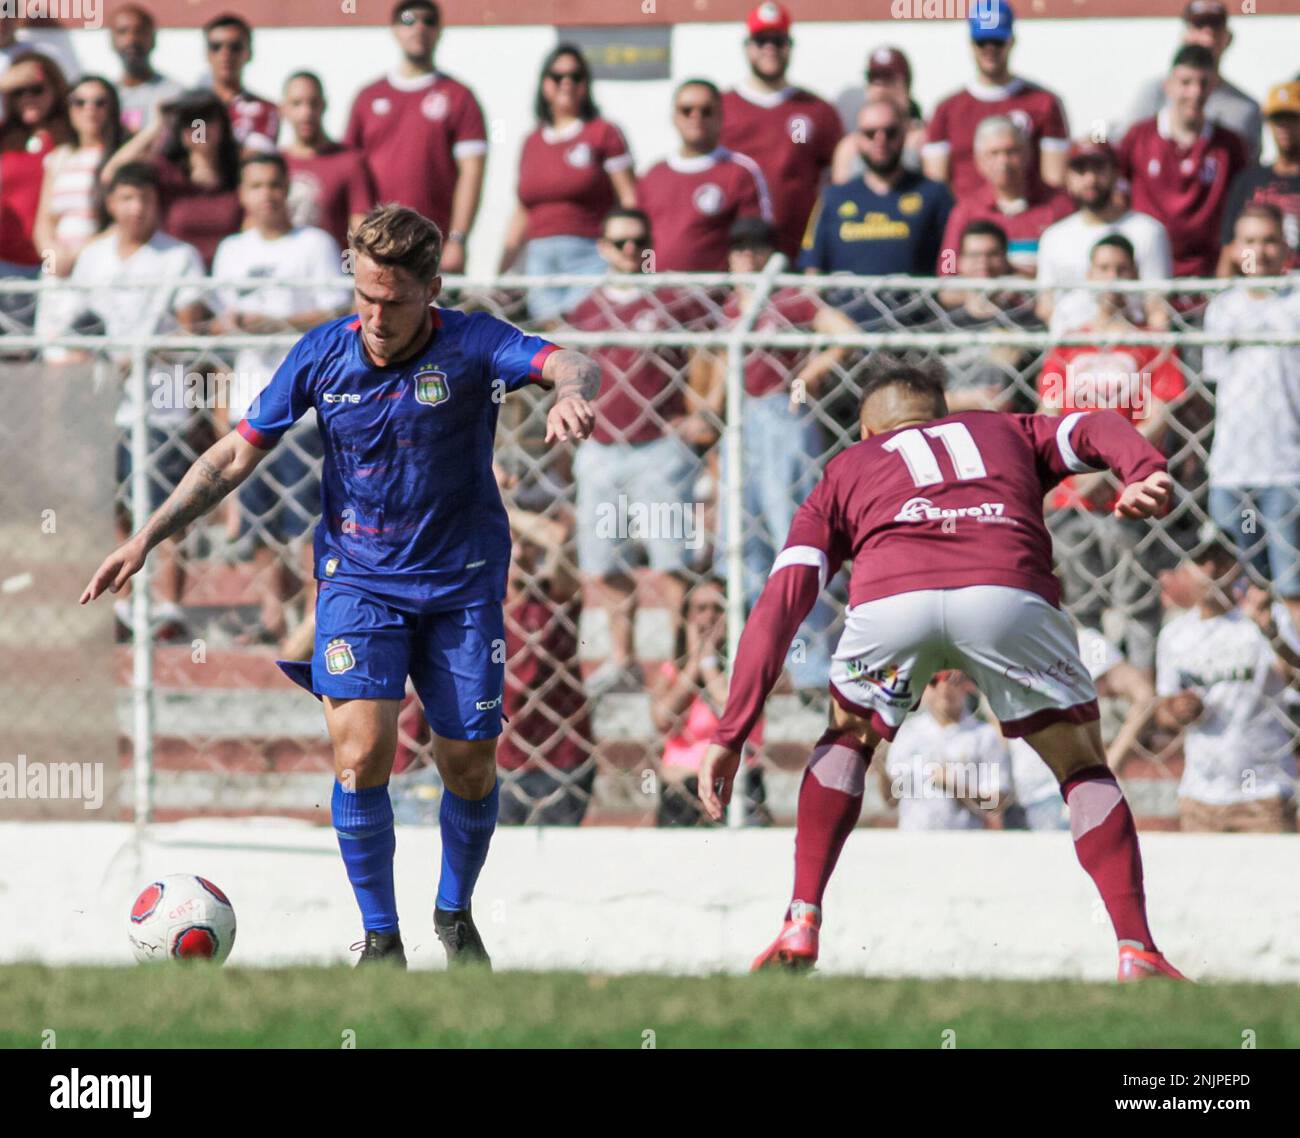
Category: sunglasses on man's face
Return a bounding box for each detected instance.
[676,103,715,119]
[398,10,440,27]
[606,235,650,251]
[207,39,247,54]
[750,34,790,49]
[547,69,586,84]
[860,125,900,141]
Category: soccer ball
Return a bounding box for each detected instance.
[128,874,237,964]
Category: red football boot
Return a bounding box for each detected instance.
[751,902,821,972]
[1117,944,1190,982]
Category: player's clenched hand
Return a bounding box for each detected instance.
[80,538,146,604]
[1114,471,1173,519]
[545,395,595,443]
[697,743,741,822]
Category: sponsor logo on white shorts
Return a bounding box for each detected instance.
[842,660,912,705]
[894,496,1010,524]
[1005,656,1085,693]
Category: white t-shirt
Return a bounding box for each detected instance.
[1156,606,1297,806]
[1203,285,1300,488]
[885,710,1010,830]
[56,229,206,427]
[117,74,184,136]
[1009,624,1123,807]
[209,225,347,421]
[1036,209,1173,333]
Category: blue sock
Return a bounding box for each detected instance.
[436,781,499,912]
[332,781,398,934]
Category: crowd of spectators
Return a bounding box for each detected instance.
[3,0,1297,830]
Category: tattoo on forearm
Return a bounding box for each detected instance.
[141,457,235,548]
[554,354,600,402]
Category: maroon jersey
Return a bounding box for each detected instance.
[153,159,241,269]
[518,117,632,241]
[344,72,487,235]
[285,144,376,250]
[1118,113,1247,277]
[721,286,821,397]
[925,79,1070,201]
[938,183,1073,274]
[636,147,772,271]
[227,91,279,152]
[710,410,1165,750]
[563,286,712,444]
[498,590,592,773]
[720,86,842,260]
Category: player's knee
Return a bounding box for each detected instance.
[333,738,394,788]
[435,736,498,798]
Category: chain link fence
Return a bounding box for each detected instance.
[2,267,1297,830]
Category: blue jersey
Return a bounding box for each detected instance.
[238,308,557,612]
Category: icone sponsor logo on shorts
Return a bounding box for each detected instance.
[475,692,503,711]
[894,497,1008,524]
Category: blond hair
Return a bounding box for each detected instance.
[349,203,443,280]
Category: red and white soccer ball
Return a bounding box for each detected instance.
[128,874,237,964]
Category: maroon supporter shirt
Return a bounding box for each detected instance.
[563,286,712,444]
[721,286,822,398]
[227,90,279,151]
[344,72,487,235]
[925,79,1070,200]
[286,144,376,250]
[498,590,592,773]
[938,183,1073,274]
[636,147,772,271]
[518,117,632,241]
[720,86,841,260]
[0,130,54,265]
[1118,112,1246,277]
[710,410,1166,749]
[153,159,242,269]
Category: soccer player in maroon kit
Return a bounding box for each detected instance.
[697,361,1188,983]
[1119,44,1246,278]
[636,79,772,272]
[344,1,486,273]
[719,3,842,262]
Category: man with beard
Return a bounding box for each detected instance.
[799,96,951,278]
[1035,140,1172,332]
[719,3,842,262]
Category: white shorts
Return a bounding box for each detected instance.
[828,586,1099,740]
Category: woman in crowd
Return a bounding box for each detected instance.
[0,52,72,332]
[651,577,769,827]
[34,75,124,278]
[101,88,241,269]
[499,44,636,323]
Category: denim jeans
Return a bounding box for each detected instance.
[1209,484,1300,598]
[524,234,606,322]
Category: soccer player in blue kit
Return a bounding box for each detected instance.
[82,204,600,968]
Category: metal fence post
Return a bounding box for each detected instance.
[129,342,154,828]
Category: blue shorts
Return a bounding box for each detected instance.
[303,581,506,740]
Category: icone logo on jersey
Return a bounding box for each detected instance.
[323,392,361,403]
[894,496,1007,523]
[475,692,503,711]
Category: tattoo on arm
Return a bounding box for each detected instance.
[550,350,600,402]
[140,457,236,550]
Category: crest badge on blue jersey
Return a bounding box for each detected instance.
[413,364,449,407]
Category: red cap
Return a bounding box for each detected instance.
[1066,138,1118,165]
[747,1,792,36]
[866,46,911,84]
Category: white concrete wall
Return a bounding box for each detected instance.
[59,17,1298,275]
[3,820,1297,981]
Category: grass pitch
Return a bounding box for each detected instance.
[2,965,1296,1048]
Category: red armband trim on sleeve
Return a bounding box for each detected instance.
[236,419,278,450]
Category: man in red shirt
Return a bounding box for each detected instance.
[1039,233,1185,674]
[281,71,376,252]
[344,0,486,273]
[697,359,1187,984]
[937,114,1071,276]
[201,14,278,154]
[922,0,1070,200]
[719,3,841,262]
[562,207,716,694]
[637,79,772,272]
[1118,44,1246,278]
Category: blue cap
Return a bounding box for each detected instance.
[969,0,1014,43]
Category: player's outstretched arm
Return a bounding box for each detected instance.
[540,349,599,443]
[80,432,269,604]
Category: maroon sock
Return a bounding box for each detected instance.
[1061,765,1157,952]
[789,729,874,916]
